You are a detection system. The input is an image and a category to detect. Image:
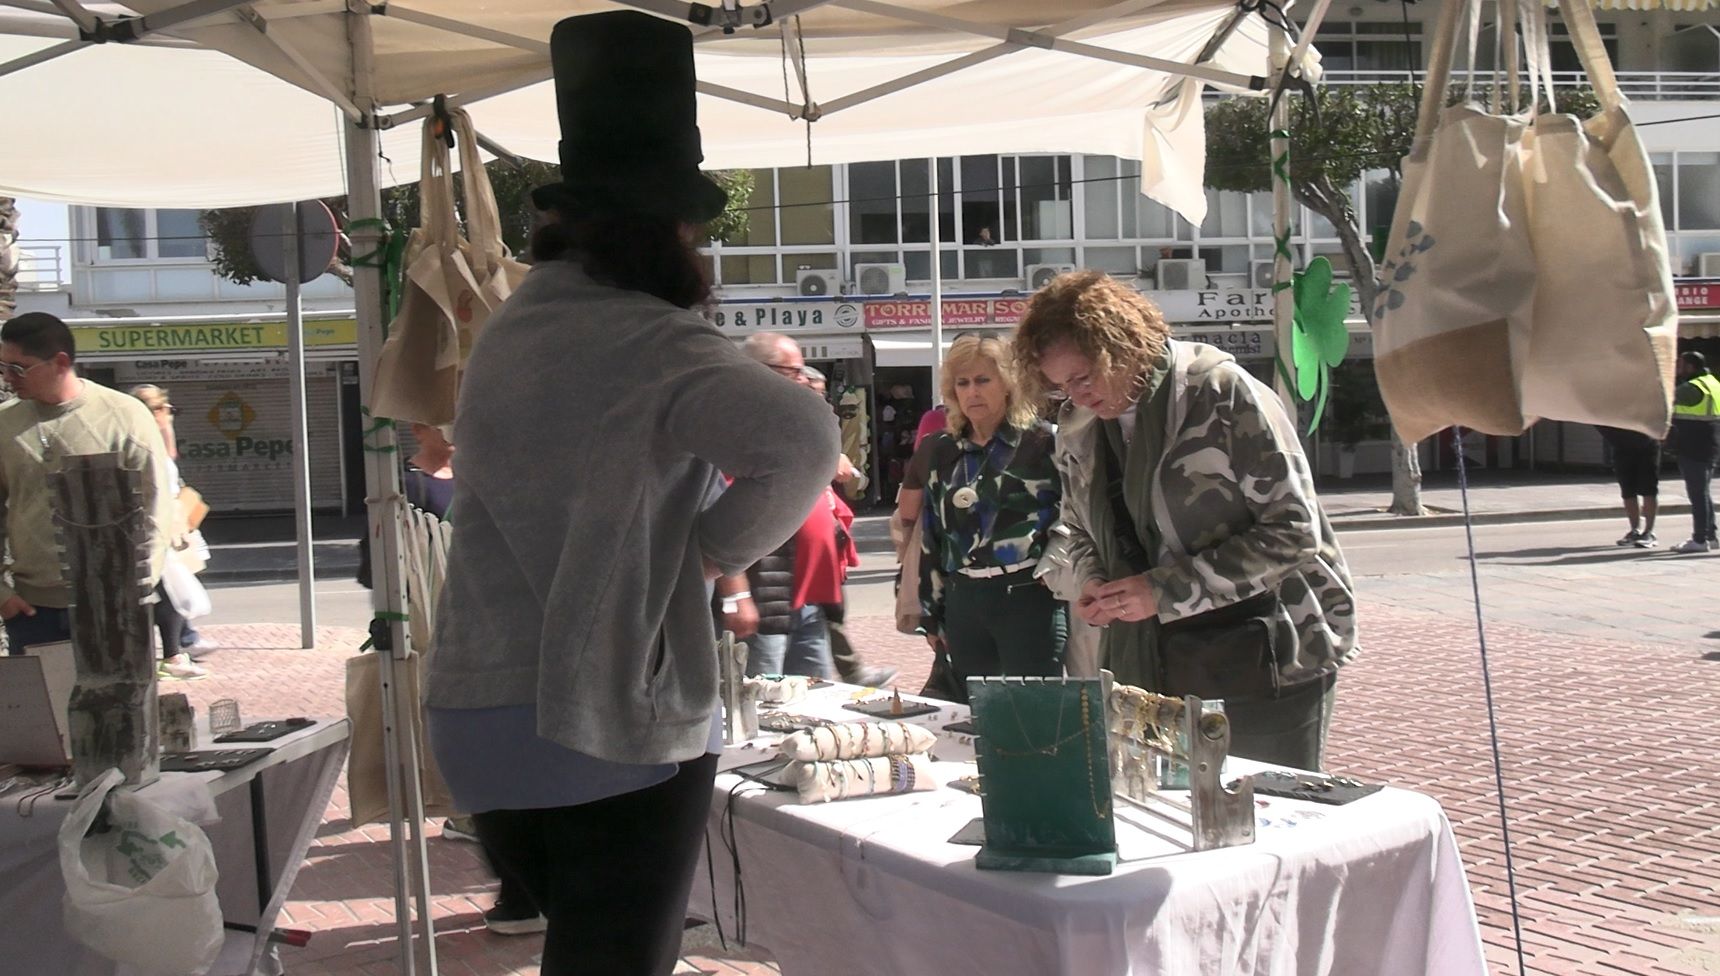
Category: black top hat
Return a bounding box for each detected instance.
[530,11,728,224]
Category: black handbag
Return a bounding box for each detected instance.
[920,650,965,702]
[1097,432,1289,703]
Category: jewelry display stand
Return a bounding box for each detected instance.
[49,453,158,788]
[1105,676,1255,853]
[970,676,1116,875]
[718,631,758,745]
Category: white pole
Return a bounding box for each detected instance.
[345,7,438,974]
[929,157,943,402]
[281,204,316,649]
[1269,29,1297,419]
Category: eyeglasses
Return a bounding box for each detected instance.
[765,362,803,378]
[0,360,48,381]
[155,404,179,416]
[1045,372,1098,403]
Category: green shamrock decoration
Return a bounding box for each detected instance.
[1289,256,1352,433]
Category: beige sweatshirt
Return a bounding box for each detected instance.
[0,381,174,608]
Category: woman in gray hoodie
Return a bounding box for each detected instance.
[424,13,837,975]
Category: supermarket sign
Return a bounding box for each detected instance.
[72,319,358,355]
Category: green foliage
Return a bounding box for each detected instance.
[1325,360,1392,448]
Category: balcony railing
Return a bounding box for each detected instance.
[14,245,65,291]
[1317,68,1720,100]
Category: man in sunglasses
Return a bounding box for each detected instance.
[0,313,174,654]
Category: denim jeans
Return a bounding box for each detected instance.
[1678,454,1716,544]
[744,605,832,678]
[4,605,72,654]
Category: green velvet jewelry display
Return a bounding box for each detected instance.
[969,677,1117,875]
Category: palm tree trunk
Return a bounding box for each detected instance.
[0,197,19,321]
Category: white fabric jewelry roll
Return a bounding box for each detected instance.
[779,721,937,761]
[746,675,809,705]
[791,754,939,803]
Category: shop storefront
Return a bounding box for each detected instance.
[68,316,360,514]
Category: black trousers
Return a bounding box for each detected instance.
[152,582,185,661]
[942,570,1067,702]
[473,753,720,976]
[1226,672,1337,773]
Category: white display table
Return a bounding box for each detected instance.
[689,685,1485,976]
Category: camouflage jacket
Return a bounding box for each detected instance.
[1047,340,1358,684]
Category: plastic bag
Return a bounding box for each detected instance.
[59,768,223,975]
[161,556,212,620]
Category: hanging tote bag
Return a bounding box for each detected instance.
[371,109,528,426]
[1516,0,1677,437]
[1372,0,1540,444]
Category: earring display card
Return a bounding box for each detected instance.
[970,677,1116,875]
[1249,770,1383,805]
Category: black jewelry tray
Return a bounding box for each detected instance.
[842,697,940,719]
[215,718,315,743]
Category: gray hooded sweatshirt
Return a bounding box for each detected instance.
[427,263,839,764]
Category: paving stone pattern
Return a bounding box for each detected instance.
[176,597,1720,975]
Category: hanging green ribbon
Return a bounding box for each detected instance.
[358,611,411,652]
[345,217,409,324]
[360,406,397,454]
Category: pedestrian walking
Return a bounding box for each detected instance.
[1669,351,1720,554]
[0,313,174,657]
[423,14,837,976]
[128,384,211,680]
[1597,425,1662,548]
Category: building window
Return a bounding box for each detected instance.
[779,166,835,246]
[849,161,898,245]
[1677,153,1720,230]
[93,208,207,262]
[1314,20,1423,74]
[1018,155,1074,241]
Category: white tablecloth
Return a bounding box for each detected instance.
[689,685,1486,976]
[0,718,350,976]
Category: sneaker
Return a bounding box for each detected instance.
[484,901,547,936]
[1670,539,1709,554]
[851,665,900,688]
[158,653,209,680]
[1632,532,1658,549]
[1616,529,1641,546]
[183,635,220,652]
[441,817,480,843]
[1710,539,1719,552]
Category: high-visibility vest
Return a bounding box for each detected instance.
[1675,373,1720,421]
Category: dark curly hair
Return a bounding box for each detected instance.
[529,209,712,309]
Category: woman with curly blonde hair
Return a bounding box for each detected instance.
[1015,271,1356,771]
[917,333,1065,700]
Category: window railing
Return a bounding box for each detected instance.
[14,245,65,291]
[1314,68,1720,100]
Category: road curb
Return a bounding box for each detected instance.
[1329,503,1690,532]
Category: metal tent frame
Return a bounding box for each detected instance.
[0,1,1320,970]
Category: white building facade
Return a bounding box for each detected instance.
[14,0,1718,509]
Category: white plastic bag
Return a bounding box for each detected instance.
[59,768,223,976]
[161,556,212,620]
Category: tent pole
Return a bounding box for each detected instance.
[346,4,439,973]
[929,157,943,404]
[1269,28,1296,419]
[281,204,317,649]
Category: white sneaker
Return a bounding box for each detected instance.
[158,653,210,680]
[1670,539,1709,555]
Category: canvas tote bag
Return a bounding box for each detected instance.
[371,109,528,426]
[1372,0,1540,443]
[1516,0,1677,437]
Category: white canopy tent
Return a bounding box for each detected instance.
[0,1,1310,971]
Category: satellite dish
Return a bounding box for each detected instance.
[248,201,339,284]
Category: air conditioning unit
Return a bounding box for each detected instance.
[796,268,842,297]
[1157,258,1207,291]
[1250,259,1280,291]
[853,262,908,296]
[1700,252,1720,277]
[1025,263,1077,291]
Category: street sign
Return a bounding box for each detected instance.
[248,201,338,284]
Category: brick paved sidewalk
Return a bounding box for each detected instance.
[178,608,1720,976]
